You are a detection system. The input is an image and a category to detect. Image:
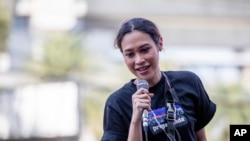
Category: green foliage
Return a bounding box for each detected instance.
[216,84,245,104]
[0,1,11,52]
[27,33,85,80]
[208,83,250,141]
[82,86,109,140]
[218,84,250,124]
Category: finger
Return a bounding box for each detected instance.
[138,102,151,111]
[137,93,152,100]
[148,93,154,98]
[133,98,151,109]
[133,101,151,110]
[132,93,153,105]
[136,88,149,95]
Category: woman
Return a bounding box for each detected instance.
[101,17,216,141]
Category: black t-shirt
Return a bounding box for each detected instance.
[101,71,216,141]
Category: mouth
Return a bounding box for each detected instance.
[135,65,150,74]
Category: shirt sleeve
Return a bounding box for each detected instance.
[194,75,216,131]
[101,95,128,141]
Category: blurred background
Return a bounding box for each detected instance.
[0,0,250,141]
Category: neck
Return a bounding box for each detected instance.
[148,70,162,87]
[135,70,162,87]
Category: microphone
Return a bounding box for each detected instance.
[136,80,149,132]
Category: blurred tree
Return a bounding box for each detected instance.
[0,0,11,52]
[212,83,250,141]
[26,33,86,80]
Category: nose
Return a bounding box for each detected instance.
[135,54,145,65]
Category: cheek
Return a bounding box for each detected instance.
[124,58,134,69]
[150,53,159,67]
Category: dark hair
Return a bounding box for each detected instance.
[114,17,161,52]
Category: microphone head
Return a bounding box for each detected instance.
[136,80,149,90]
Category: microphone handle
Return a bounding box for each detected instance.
[142,109,148,129]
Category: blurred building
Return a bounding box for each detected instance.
[8,0,87,70]
[4,0,250,87]
[84,0,250,86]
[86,0,250,47]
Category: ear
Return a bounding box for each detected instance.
[158,36,163,51]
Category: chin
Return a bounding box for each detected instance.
[136,73,150,81]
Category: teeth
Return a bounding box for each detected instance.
[138,66,147,71]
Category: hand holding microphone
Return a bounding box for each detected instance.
[135,80,153,132]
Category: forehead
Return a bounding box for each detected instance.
[121,30,154,52]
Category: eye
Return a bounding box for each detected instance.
[140,47,150,53]
[125,52,134,58]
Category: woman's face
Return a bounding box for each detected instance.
[121,30,162,85]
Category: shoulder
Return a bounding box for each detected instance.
[163,70,205,91]
[165,70,200,82]
[105,80,136,106]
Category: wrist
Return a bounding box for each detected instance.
[131,113,142,125]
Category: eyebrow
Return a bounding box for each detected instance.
[123,43,149,53]
[123,48,133,53]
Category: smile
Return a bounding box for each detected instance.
[135,65,150,73]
